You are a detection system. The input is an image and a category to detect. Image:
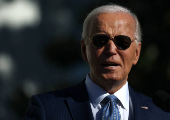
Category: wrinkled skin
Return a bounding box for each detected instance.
[81,13,141,94]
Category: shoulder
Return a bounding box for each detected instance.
[129,86,152,101]
[25,81,87,120]
[129,86,170,119]
[32,80,88,103]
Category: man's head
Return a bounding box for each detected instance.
[81,4,142,93]
[82,5,142,43]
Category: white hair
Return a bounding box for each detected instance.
[82,4,142,43]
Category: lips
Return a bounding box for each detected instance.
[102,62,121,68]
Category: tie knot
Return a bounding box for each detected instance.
[102,95,119,104]
[101,95,121,120]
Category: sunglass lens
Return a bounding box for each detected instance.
[92,34,109,48]
[114,35,131,50]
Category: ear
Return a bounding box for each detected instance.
[81,39,88,62]
[133,42,141,65]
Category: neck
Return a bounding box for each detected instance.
[90,75,127,94]
[102,80,127,94]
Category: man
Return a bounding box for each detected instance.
[24,4,170,120]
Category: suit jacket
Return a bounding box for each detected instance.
[24,80,170,120]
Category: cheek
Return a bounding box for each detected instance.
[86,46,96,66]
[86,46,101,60]
[121,51,136,69]
[86,47,103,68]
[86,46,93,61]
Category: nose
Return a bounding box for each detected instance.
[104,39,117,55]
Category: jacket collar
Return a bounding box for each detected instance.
[65,81,152,120]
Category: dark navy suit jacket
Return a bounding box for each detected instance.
[24,80,170,120]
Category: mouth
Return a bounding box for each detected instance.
[102,62,121,68]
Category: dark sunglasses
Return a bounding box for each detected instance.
[89,34,135,50]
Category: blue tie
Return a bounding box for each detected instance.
[101,95,121,120]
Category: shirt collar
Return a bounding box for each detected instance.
[85,74,129,111]
[114,80,129,110]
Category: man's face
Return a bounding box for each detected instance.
[81,13,141,89]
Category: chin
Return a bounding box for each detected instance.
[101,72,126,82]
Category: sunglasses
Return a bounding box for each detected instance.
[89,34,135,50]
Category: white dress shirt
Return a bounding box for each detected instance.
[85,74,130,120]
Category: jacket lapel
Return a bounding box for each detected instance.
[65,81,153,120]
[129,86,151,120]
[66,80,94,120]
[67,97,93,120]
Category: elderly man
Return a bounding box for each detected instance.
[24,4,170,120]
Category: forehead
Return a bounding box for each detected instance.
[89,12,136,36]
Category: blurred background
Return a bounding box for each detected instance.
[0,0,170,119]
